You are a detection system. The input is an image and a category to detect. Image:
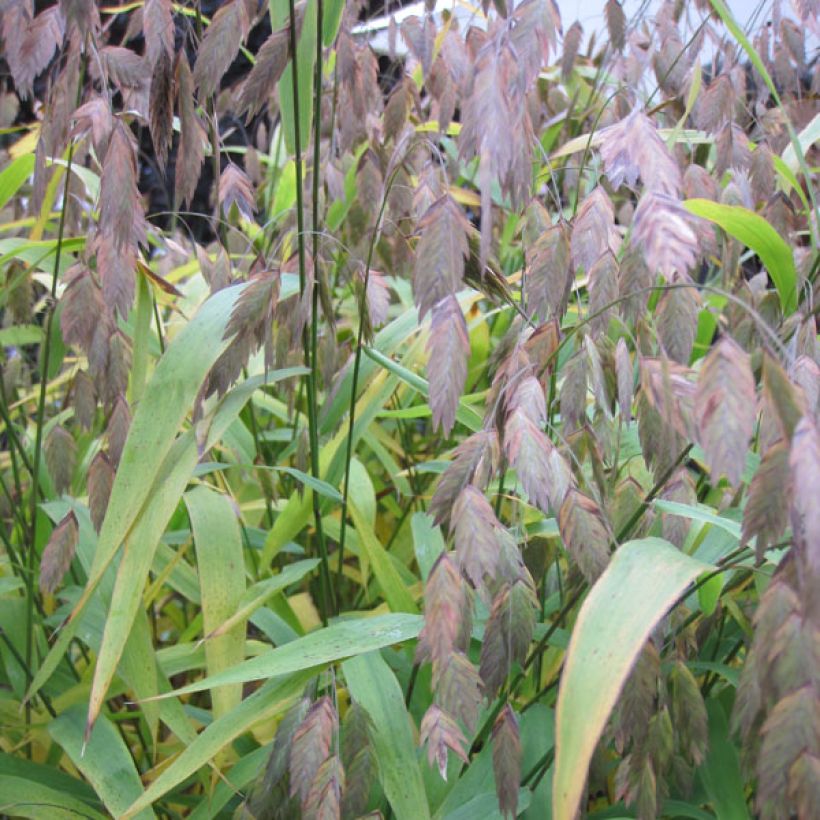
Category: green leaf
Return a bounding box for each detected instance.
[0,775,107,820]
[0,753,99,808]
[364,346,483,432]
[697,571,725,616]
[322,0,345,45]
[652,499,742,540]
[349,500,418,613]
[27,289,277,716]
[185,485,246,719]
[207,558,320,640]
[187,746,269,820]
[781,112,820,174]
[343,651,431,820]
[49,705,156,819]
[698,700,751,820]
[152,612,423,697]
[270,0,315,154]
[553,538,713,820]
[411,512,446,583]
[0,324,43,346]
[0,152,35,211]
[121,671,314,818]
[683,200,797,314]
[267,465,342,501]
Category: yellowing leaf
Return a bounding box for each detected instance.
[553,538,713,820]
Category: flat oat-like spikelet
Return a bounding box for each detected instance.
[427,295,470,436]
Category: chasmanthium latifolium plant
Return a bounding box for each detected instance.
[0,0,817,817]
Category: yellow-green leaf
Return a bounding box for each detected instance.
[553,538,713,820]
[683,200,797,313]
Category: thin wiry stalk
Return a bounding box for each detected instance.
[334,164,403,592]
[25,120,80,746]
[289,0,333,624]
[195,1,227,248]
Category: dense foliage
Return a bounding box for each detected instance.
[0,0,818,817]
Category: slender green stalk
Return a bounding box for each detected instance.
[25,122,79,743]
[334,167,401,590]
[288,0,333,624]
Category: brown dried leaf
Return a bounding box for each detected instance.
[428,431,499,526]
[558,489,610,582]
[175,53,206,208]
[427,296,470,436]
[695,337,756,487]
[289,697,337,807]
[220,163,256,221]
[452,486,501,588]
[420,704,469,780]
[45,425,76,495]
[479,578,537,697]
[149,47,174,170]
[492,705,521,818]
[88,451,115,534]
[193,0,251,98]
[39,512,78,595]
